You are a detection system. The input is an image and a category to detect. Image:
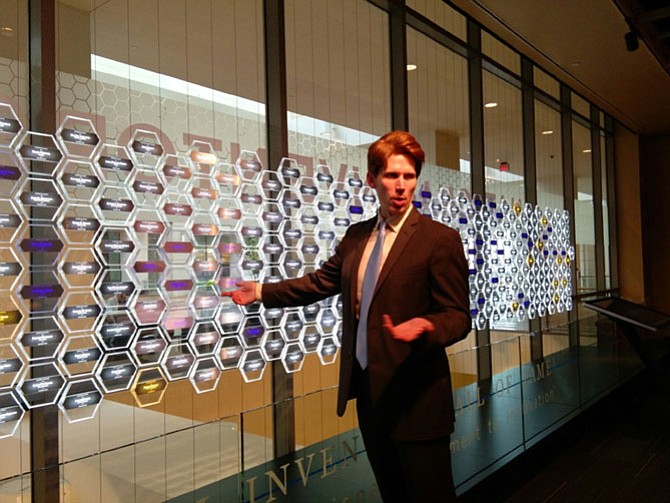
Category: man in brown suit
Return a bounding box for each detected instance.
[224,131,471,502]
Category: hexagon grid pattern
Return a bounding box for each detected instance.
[0,101,573,423]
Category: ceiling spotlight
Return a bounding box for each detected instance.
[541,130,554,135]
[1,26,14,37]
[406,64,417,71]
[624,30,639,52]
[484,102,498,108]
[582,149,592,153]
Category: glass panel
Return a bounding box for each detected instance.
[406,27,473,347]
[406,0,467,40]
[482,31,520,75]
[601,133,611,289]
[571,91,590,118]
[533,66,559,99]
[572,120,596,294]
[535,100,563,210]
[0,2,30,502]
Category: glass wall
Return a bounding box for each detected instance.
[0,0,625,501]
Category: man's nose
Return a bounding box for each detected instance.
[396,178,405,190]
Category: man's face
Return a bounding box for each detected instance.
[367,153,417,219]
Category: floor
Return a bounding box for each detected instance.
[461,359,670,502]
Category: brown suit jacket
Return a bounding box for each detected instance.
[262,208,471,440]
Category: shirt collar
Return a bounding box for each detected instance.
[378,204,413,233]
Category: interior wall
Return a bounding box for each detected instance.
[640,135,670,313]
[614,124,644,303]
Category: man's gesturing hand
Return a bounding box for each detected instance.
[221,281,258,305]
[382,314,435,342]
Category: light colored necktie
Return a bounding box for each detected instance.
[356,220,386,369]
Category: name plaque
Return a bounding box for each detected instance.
[61,128,99,146]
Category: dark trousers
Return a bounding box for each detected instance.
[355,367,457,503]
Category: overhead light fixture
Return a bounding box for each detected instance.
[484,102,498,108]
[624,29,639,52]
[582,149,592,153]
[541,130,553,135]
[1,26,14,37]
[406,64,417,71]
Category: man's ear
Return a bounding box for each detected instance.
[366,171,376,188]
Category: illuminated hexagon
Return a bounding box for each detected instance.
[240,249,264,280]
[17,361,65,408]
[213,162,241,197]
[160,154,192,193]
[238,182,263,216]
[301,324,321,354]
[190,356,220,393]
[128,129,164,170]
[58,204,101,245]
[160,266,195,308]
[315,192,336,217]
[216,300,244,336]
[55,116,101,160]
[189,175,218,213]
[0,391,25,438]
[188,321,221,358]
[260,237,284,265]
[161,305,194,341]
[279,220,302,249]
[59,290,102,334]
[215,195,243,231]
[280,250,303,279]
[58,333,102,378]
[235,150,262,183]
[277,157,301,188]
[131,367,168,407]
[331,181,351,209]
[0,341,23,388]
[260,201,283,235]
[96,351,137,393]
[96,268,136,310]
[0,246,25,293]
[56,160,100,205]
[130,169,166,209]
[281,310,304,342]
[161,342,195,381]
[94,143,134,184]
[96,310,137,351]
[15,176,65,223]
[187,141,218,177]
[218,335,243,370]
[189,211,219,248]
[316,306,338,336]
[214,230,243,267]
[95,227,135,268]
[239,349,266,383]
[0,198,25,246]
[260,170,283,201]
[302,302,321,324]
[279,187,301,218]
[16,131,64,177]
[260,330,284,361]
[190,284,219,321]
[94,184,136,227]
[331,209,352,238]
[298,176,318,206]
[299,235,320,265]
[0,148,26,198]
[347,194,366,223]
[240,316,263,348]
[298,207,319,235]
[317,336,338,365]
[131,327,168,368]
[0,102,24,149]
[132,208,167,245]
[58,378,103,423]
[159,228,195,268]
[280,342,305,373]
[130,288,167,326]
[18,267,64,316]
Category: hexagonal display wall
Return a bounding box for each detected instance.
[0,101,573,422]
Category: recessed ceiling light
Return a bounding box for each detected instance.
[1,26,14,37]
[541,130,553,135]
[582,149,591,153]
[406,64,417,71]
[570,61,581,68]
[484,102,498,108]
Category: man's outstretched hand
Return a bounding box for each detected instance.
[221,281,258,305]
[382,314,435,342]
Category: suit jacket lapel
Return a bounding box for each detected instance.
[375,208,420,294]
